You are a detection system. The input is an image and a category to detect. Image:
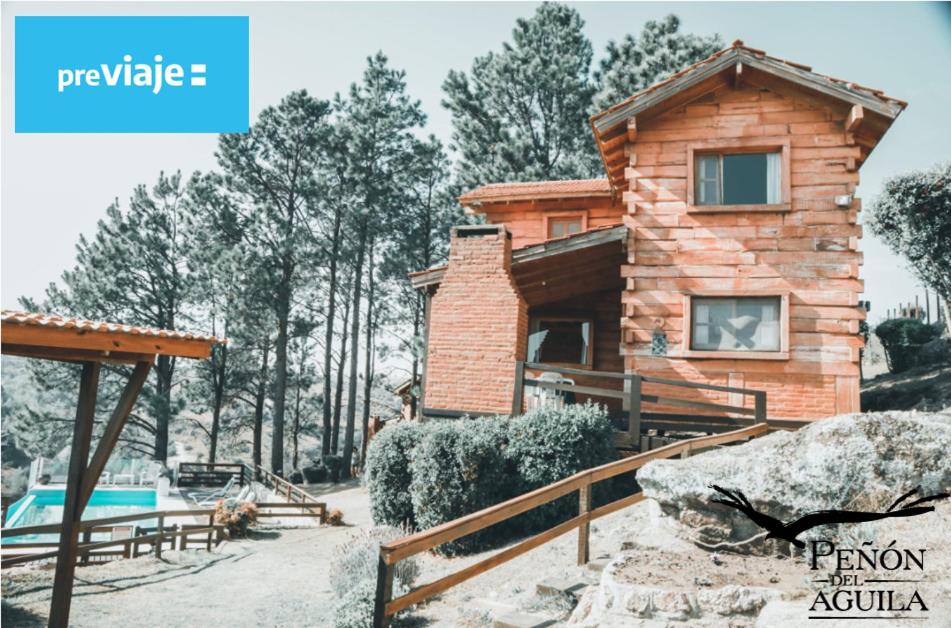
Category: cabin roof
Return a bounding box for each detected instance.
[458,178,612,209]
[1,310,225,363]
[409,224,626,290]
[589,40,907,190]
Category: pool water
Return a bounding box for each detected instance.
[3,487,158,544]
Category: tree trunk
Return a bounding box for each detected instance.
[942,294,951,336]
[360,245,376,468]
[253,341,270,475]
[152,354,173,462]
[342,223,368,479]
[331,289,353,455]
[292,342,305,470]
[209,346,226,463]
[410,292,422,419]
[271,261,293,476]
[321,203,343,456]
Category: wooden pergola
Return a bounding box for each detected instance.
[1,311,224,628]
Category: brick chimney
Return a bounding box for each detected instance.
[424,225,528,415]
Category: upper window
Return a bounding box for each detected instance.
[547,216,584,239]
[690,296,781,352]
[695,152,783,206]
[528,318,592,366]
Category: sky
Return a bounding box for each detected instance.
[3,1,950,324]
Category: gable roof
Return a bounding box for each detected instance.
[590,40,907,189]
[459,178,612,209]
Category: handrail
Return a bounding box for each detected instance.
[373,422,769,626]
[515,361,767,446]
[248,463,328,523]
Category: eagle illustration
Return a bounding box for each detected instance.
[709,484,949,549]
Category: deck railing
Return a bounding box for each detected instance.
[177,462,247,488]
[372,422,769,627]
[514,361,767,447]
[246,464,328,523]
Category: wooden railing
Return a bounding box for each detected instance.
[372,422,769,627]
[1,508,223,568]
[247,464,327,523]
[514,361,767,448]
[178,462,247,488]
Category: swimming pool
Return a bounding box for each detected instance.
[3,487,157,543]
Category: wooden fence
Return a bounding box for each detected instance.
[247,464,328,523]
[372,422,769,627]
[178,462,247,488]
[514,361,767,448]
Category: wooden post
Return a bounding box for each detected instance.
[207,514,214,551]
[511,361,525,416]
[373,553,394,628]
[155,515,164,560]
[754,391,767,424]
[628,374,642,447]
[577,485,592,566]
[49,361,100,628]
[80,530,91,565]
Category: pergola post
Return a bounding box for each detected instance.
[49,361,100,628]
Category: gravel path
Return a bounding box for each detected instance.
[1,480,370,628]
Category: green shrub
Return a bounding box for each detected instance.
[288,469,304,484]
[328,527,416,628]
[507,403,618,530]
[302,463,327,483]
[366,422,428,528]
[323,454,344,482]
[875,318,943,373]
[410,418,514,555]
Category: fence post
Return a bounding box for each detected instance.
[239,465,245,487]
[754,391,767,425]
[207,514,214,551]
[373,552,394,628]
[80,529,91,565]
[577,484,592,566]
[155,515,164,560]
[628,374,642,448]
[512,361,525,416]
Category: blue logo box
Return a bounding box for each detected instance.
[15,16,249,133]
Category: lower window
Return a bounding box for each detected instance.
[690,296,782,352]
[528,318,592,366]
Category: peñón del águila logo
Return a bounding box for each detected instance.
[708,484,948,621]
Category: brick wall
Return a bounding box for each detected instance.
[622,84,865,420]
[424,225,528,414]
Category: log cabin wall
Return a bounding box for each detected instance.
[478,196,625,249]
[622,83,864,420]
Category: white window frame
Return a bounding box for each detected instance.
[682,291,790,360]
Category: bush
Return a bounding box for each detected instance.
[875,318,943,373]
[364,405,618,556]
[365,422,429,528]
[328,525,419,599]
[507,403,618,530]
[288,469,304,484]
[409,418,514,555]
[323,455,344,482]
[213,498,258,537]
[302,463,328,483]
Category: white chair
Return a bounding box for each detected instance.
[189,476,237,506]
[138,462,161,486]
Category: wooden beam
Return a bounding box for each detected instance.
[626,117,638,142]
[78,361,152,512]
[847,104,864,133]
[49,361,100,628]
[1,343,155,365]
[1,324,214,360]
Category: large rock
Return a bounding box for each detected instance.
[637,411,951,553]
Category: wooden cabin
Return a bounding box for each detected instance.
[409,41,905,428]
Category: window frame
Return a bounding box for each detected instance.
[681,291,790,360]
[686,138,792,213]
[528,316,595,368]
[543,211,588,241]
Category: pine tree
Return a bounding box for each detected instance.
[443,2,600,189]
[592,15,723,111]
[216,90,332,476]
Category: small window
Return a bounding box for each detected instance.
[528,318,592,366]
[695,152,782,206]
[547,216,583,239]
[690,297,781,352]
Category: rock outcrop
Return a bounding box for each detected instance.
[636,411,951,553]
